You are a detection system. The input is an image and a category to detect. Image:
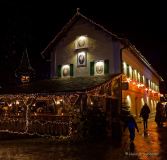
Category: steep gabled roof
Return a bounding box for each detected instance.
[40,9,163,81]
[41,9,123,59]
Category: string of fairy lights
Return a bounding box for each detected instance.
[0,77,117,138]
[2,73,160,139]
[86,74,121,98]
[0,94,75,138]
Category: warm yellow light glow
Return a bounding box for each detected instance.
[141,98,144,107]
[145,88,148,91]
[16,100,19,105]
[95,60,104,75]
[126,78,131,82]
[78,51,85,57]
[129,66,132,78]
[78,36,86,42]
[151,100,153,111]
[160,94,163,97]
[61,64,70,77]
[140,84,144,87]
[75,35,88,49]
[123,62,127,75]
[21,75,30,83]
[56,101,60,105]
[8,103,12,107]
[137,83,141,88]
[126,95,131,108]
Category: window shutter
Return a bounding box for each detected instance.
[104,59,109,74]
[70,64,74,76]
[90,61,94,76]
[57,65,61,77]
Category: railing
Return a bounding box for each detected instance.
[0,113,71,137]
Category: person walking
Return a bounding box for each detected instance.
[140,103,150,131]
[125,115,139,143]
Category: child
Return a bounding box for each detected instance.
[126,115,139,143]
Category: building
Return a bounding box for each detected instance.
[41,10,163,117]
[122,45,162,117]
[0,10,163,138]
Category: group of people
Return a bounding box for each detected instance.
[124,101,166,143]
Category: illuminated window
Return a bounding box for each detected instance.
[137,72,140,83]
[77,51,87,67]
[129,65,132,79]
[141,98,144,107]
[94,60,104,75]
[61,65,70,77]
[141,75,145,84]
[75,35,88,49]
[151,99,153,111]
[126,95,131,108]
[123,62,127,75]
[146,97,149,106]
[133,69,137,81]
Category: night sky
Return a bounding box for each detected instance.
[0,1,167,86]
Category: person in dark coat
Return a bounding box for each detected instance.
[155,102,164,127]
[124,115,139,143]
[140,103,150,131]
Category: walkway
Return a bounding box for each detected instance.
[0,118,166,160]
[111,117,167,160]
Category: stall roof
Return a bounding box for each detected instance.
[0,74,121,95]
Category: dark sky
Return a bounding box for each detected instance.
[0,1,167,85]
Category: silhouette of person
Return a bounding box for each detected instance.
[124,115,139,143]
[155,102,164,127]
[140,103,150,131]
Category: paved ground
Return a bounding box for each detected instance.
[116,117,167,160]
[0,118,166,160]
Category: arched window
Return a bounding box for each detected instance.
[126,95,131,108]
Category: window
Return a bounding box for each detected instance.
[90,60,109,76]
[77,51,87,67]
[123,62,127,75]
[57,64,73,77]
[133,69,137,81]
[137,72,140,83]
[75,35,88,50]
[129,65,133,79]
[94,60,104,75]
